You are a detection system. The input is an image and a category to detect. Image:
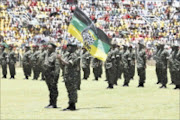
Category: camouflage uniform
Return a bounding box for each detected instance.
[0,47,7,78]
[116,48,123,79]
[92,58,102,80]
[22,49,32,79]
[105,47,117,88]
[43,51,60,107]
[38,50,47,80]
[169,46,175,84]
[154,45,162,84]
[137,47,146,87]
[159,46,169,88]
[8,50,16,78]
[31,50,41,80]
[82,50,91,80]
[75,48,81,90]
[122,47,131,86]
[63,51,79,105]
[129,47,136,80]
[170,48,180,89]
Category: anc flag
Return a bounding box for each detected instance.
[68,7,111,61]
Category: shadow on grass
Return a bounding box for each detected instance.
[60,107,111,111]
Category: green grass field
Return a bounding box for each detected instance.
[1,66,179,119]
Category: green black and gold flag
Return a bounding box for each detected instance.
[68,7,111,61]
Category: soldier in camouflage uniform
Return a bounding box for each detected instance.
[44,43,60,108]
[137,42,147,87]
[82,48,91,80]
[22,45,32,79]
[170,44,180,89]
[92,57,102,81]
[31,45,41,80]
[8,45,16,79]
[159,44,169,88]
[105,44,117,88]
[0,45,7,78]
[75,47,82,90]
[38,44,47,81]
[122,44,131,86]
[129,45,136,80]
[57,43,79,111]
[116,45,123,80]
[154,44,162,84]
[169,45,176,85]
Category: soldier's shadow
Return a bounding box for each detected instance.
[60,107,111,111]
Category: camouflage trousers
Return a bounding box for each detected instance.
[156,67,161,83]
[107,67,116,85]
[82,67,90,79]
[129,65,135,79]
[45,73,58,105]
[32,66,40,79]
[123,67,131,85]
[23,63,31,77]
[159,67,168,85]
[1,62,7,76]
[8,63,16,77]
[64,79,78,104]
[171,70,180,85]
[137,67,146,84]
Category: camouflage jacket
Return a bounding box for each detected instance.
[8,51,16,64]
[63,52,79,81]
[31,51,41,66]
[129,51,136,66]
[122,50,131,69]
[22,50,32,64]
[137,49,146,69]
[82,51,91,68]
[91,57,101,68]
[171,50,180,71]
[159,49,169,69]
[0,51,7,65]
[43,51,60,77]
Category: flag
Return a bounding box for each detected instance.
[68,7,111,61]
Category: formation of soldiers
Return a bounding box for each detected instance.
[0,40,180,110]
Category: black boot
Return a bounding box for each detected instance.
[107,84,113,89]
[3,75,6,78]
[174,85,180,89]
[138,83,144,87]
[26,76,28,80]
[95,77,98,81]
[123,83,129,87]
[70,103,76,110]
[160,85,167,88]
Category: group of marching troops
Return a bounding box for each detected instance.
[0,40,180,110]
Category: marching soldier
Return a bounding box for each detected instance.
[76,47,82,90]
[38,44,47,81]
[92,57,102,81]
[137,41,147,87]
[0,45,7,78]
[82,48,91,80]
[22,45,32,79]
[159,43,169,88]
[170,43,180,89]
[44,43,60,108]
[116,45,123,80]
[122,44,131,86]
[169,45,176,85]
[31,45,41,80]
[154,43,162,84]
[129,45,136,80]
[8,45,16,79]
[57,43,79,111]
[105,44,117,88]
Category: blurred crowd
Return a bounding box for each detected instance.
[0,0,180,58]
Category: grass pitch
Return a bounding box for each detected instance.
[0,66,179,119]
